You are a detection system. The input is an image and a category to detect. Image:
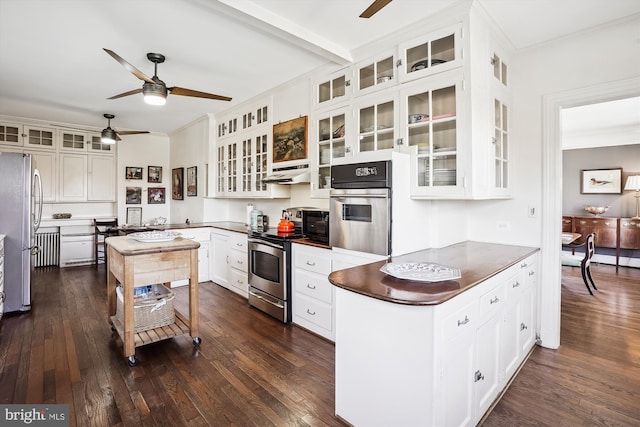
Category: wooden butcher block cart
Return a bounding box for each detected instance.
[106,234,201,366]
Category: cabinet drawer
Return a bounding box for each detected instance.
[294,293,332,330]
[620,219,640,250]
[295,251,331,275]
[479,283,506,320]
[442,300,478,341]
[229,249,248,273]
[505,272,525,299]
[229,232,248,252]
[295,269,332,304]
[229,268,248,295]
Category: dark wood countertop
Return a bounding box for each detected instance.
[328,241,539,306]
[150,221,249,234]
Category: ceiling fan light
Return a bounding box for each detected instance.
[143,82,167,105]
[101,127,117,144]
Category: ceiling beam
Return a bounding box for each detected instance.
[216,0,353,65]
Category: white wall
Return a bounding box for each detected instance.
[116,133,170,225]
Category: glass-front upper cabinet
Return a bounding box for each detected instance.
[0,121,22,146]
[241,136,253,193]
[354,52,396,97]
[355,92,398,158]
[313,67,352,109]
[401,73,464,198]
[312,108,349,196]
[58,129,88,151]
[24,125,55,150]
[215,145,226,195]
[398,24,462,84]
[87,133,115,154]
[226,141,238,194]
[254,133,269,194]
[241,99,270,132]
[493,98,509,191]
[217,114,238,139]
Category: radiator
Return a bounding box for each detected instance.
[34,232,60,267]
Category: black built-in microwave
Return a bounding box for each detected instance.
[302,210,330,245]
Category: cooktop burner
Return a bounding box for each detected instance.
[249,226,304,241]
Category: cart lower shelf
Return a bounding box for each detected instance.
[110,310,191,348]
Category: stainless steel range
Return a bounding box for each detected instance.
[247,225,303,323]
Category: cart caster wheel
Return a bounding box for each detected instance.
[127,356,139,367]
[192,337,202,347]
[110,325,117,333]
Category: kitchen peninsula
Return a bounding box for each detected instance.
[329,241,539,427]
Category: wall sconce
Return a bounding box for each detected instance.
[624,175,640,220]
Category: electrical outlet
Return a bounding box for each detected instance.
[496,221,511,231]
[528,206,536,218]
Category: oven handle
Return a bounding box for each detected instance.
[248,238,283,250]
[249,290,285,309]
[330,194,388,201]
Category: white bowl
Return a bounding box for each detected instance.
[584,206,610,216]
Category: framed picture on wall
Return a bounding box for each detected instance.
[148,187,165,204]
[581,168,623,194]
[126,207,142,226]
[172,167,184,200]
[126,166,143,180]
[126,186,142,204]
[187,166,197,196]
[273,116,308,163]
[148,166,162,183]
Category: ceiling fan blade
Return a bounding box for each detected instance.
[103,48,156,84]
[116,130,150,136]
[359,0,392,18]
[107,88,143,100]
[169,86,232,102]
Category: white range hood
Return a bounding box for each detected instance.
[262,164,310,184]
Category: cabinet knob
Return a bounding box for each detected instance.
[520,323,528,331]
[474,370,485,382]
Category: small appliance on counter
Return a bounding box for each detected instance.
[302,210,330,245]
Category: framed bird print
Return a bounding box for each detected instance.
[581,168,622,194]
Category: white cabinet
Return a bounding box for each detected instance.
[352,90,399,161]
[354,51,397,97]
[0,121,22,147]
[210,229,249,297]
[23,125,55,150]
[312,67,352,109]
[26,149,57,202]
[58,129,89,151]
[88,154,116,201]
[59,153,87,202]
[292,243,334,340]
[171,228,211,286]
[309,107,350,197]
[335,252,539,426]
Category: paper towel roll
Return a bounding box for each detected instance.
[246,203,253,225]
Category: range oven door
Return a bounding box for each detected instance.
[329,188,391,256]
[248,238,287,300]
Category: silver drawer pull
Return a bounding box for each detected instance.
[306,283,316,289]
[474,370,484,382]
[529,271,535,276]
[520,262,528,268]
[306,309,316,316]
[520,323,528,331]
[237,279,244,284]
[236,260,243,265]
[306,260,316,266]
[513,281,520,288]
[236,242,244,247]
[490,296,499,304]
[457,315,470,326]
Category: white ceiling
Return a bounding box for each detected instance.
[1,0,639,135]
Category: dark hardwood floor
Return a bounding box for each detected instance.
[1,262,638,426]
[483,263,640,426]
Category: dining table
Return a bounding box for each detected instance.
[561,232,581,245]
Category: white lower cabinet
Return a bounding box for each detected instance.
[335,252,539,426]
[60,234,94,267]
[170,228,211,287]
[210,229,248,297]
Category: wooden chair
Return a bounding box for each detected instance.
[561,232,597,295]
[94,218,118,267]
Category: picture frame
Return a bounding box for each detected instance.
[148,187,166,204]
[581,168,623,194]
[273,116,308,163]
[125,166,143,180]
[172,167,184,200]
[125,186,142,204]
[187,166,197,196]
[126,207,142,226]
[148,166,162,183]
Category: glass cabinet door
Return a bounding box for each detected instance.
[357,97,395,153]
[493,98,509,190]
[398,24,461,83]
[216,145,225,194]
[0,121,22,146]
[314,68,351,108]
[227,142,237,193]
[241,137,252,192]
[316,112,346,190]
[255,134,268,193]
[24,125,55,149]
[356,53,395,95]
[405,81,459,189]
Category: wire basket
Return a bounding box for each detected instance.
[116,284,175,333]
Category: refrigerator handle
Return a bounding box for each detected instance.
[33,169,43,232]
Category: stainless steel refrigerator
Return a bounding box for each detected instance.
[0,152,43,314]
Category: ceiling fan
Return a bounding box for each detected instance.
[101,113,149,144]
[360,0,392,18]
[103,48,232,105]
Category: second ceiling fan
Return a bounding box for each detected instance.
[360,0,393,18]
[104,48,232,106]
